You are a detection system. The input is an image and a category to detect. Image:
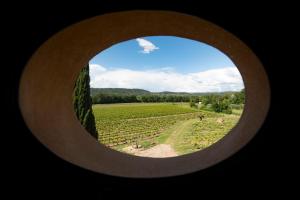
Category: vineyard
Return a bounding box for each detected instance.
[93,102,242,156]
[93,103,200,147]
[167,112,241,155]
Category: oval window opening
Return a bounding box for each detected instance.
[73,36,245,158]
[19,11,270,177]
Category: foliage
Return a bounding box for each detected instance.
[230,104,244,110]
[171,112,240,155]
[92,102,242,155]
[231,88,245,104]
[91,88,150,96]
[190,101,196,108]
[90,88,245,105]
[189,96,199,108]
[92,93,191,104]
[199,89,245,114]
[73,65,98,139]
[93,103,200,146]
[211,97,232,114]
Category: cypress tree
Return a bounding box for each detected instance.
[73,64,98,139]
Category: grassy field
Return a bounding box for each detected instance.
[93,102,242,156]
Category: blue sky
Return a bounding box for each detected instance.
[89,36,244,92]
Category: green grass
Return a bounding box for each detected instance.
[93,103,200,147]
[232,109,243,115]
[140,110,241,155]
[168,111,240,155]
[93,102,243,156]
[93,102,197,120]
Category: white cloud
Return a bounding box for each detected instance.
[89,64,106,83]
[89,64,244,93]
[136,38,159,53]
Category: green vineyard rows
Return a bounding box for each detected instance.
[93,103,201,147]
[97,112,202,146]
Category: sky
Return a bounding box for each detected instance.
[89,36,244,93]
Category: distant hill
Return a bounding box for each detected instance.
[91,88,240,97]
[153,91,191,95]
[153,91,236,96]
[192,91,239,96]
[90,88,150,96]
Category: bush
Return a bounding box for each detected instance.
[211,98,232,114]
[190,101,196,108]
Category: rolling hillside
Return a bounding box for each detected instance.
[90,88,240,97]
[90,88,150,96]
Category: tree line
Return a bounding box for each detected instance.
[92,93,192,104]
[189,89,245,114]
[91,89,245,114]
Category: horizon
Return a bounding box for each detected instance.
[89,36,244,93]
[90,87,244,94]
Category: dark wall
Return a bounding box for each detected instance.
[3,1,295,198]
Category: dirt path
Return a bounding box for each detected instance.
[123,144,177,158]
[122,119,198,158]
[165,119,197,145]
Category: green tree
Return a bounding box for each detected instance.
[189,97,198,108]
[73,64,98,139]
[230,89,245,104]
[211,96,232,114]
